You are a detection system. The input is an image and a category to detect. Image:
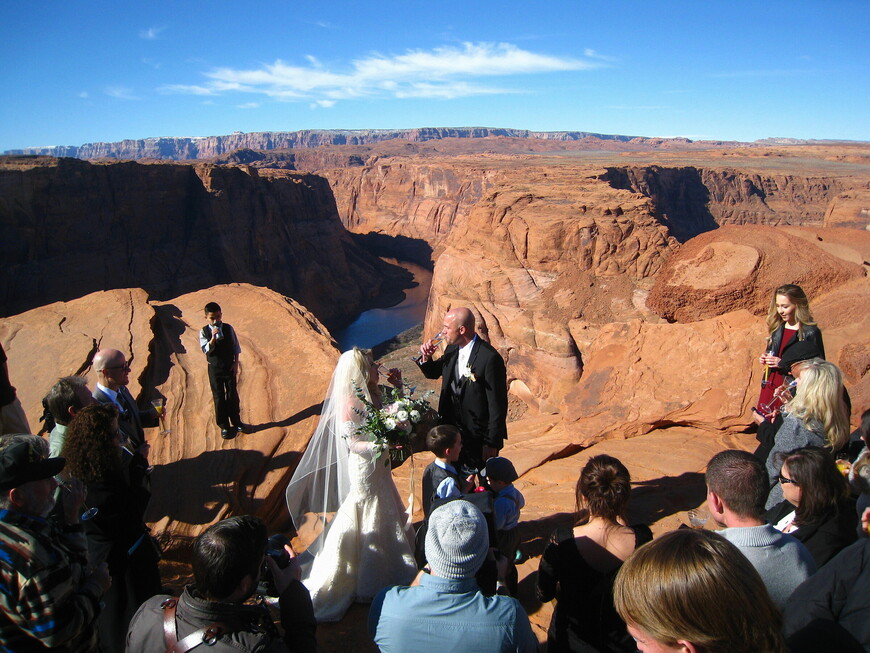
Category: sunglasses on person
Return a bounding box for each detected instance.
[104,363,131,372]
[778,473,797,485]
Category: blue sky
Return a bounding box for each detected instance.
[1,1,868,151]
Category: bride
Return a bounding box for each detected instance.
[285,347,417,622]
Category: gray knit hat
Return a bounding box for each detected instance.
[425,500,489,579]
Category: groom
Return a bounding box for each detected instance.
[417,307,508,473]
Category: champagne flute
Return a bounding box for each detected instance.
[55,477,98,521]
[761,349,775,388]
[760,379,797,414]
[150,398,171,436]
[412,333,444,363]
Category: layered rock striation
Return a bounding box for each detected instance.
[0,156,408,327]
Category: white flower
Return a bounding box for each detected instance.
[409,409,421,423]
[396,410,409,422]
[384,417,397,430]
[460,365,477,382]
[385,403,399,415]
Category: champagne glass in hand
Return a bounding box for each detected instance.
[412,333,444,363]
[687,509,708,529]
[56,477,98,521]
[150,398,171,436]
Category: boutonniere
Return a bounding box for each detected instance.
[460,365,477,383]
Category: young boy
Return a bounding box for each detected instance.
[199,302,244,439]
[484,456,525,594]
[421,425,474,518]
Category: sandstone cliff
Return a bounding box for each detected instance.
[0,156,408,327]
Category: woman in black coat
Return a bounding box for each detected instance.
[766,446,856,567]
[62,403,161,653]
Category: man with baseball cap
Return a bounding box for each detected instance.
[369,500,537,652]
[0,434,111,651]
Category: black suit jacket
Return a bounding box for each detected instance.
[93,386,154,449]
[418,336,508,464]
[766,499,858,568]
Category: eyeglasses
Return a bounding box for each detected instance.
[104,363,131,372]
[778,474,797,485]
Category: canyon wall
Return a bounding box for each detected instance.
[0,156,408,327]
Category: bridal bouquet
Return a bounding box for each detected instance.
[354,384,436,465]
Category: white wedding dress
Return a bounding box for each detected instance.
[285,350,417,623]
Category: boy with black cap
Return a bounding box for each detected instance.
[484,456,525,594]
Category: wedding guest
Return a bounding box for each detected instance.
[537,454,651,652]
[369,500,537,652]
[783,536,870,652]
[766,446,857,567]
[45,376,95,458]
[756,284,824,419]
[764,358,850,509]
[417,307,508,472]
[126,515,316,653]
[614,529,785,653]
[0,434,111,651]
[0,343,30,435]
[484,456,524,594]
[705,449,815,608]
[92,348,157,450]
[422,425,474,518]
[200,302,246,439]
[62,403,160,652]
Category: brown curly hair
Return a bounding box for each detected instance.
[62,403,121,483]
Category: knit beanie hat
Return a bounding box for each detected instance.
[425,500,489,579]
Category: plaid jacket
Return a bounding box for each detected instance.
[0,509,100,652]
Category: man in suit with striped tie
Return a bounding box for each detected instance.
[92,349,157,450]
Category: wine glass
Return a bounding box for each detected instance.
[687,509,708,529]
[412,333,445,363]
[55,477,98,521]
[760,379,797,414]
[151,398,171,435]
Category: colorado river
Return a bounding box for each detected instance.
[335,260,432,350]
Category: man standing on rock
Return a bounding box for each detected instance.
[418,307,508,473]
[200,302,246,439]
[92,349,156,450]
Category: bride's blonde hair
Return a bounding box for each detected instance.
[332,347,374,403]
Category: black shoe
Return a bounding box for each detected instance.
[235,423,250,434]
[220,427,235,440]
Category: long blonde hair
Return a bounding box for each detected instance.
[787,358,850,451]
[766,284,816,337]
[613,529,784,653]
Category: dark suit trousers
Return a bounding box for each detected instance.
[207,366,240,428]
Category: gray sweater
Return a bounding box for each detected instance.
[720,524,817,608]
[765,413,825,510]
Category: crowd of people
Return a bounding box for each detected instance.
[2,289,870,652]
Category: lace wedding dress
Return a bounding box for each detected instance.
[285,349,417,623]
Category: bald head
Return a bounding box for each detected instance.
[93,349,130,390]
[443,307,476,347]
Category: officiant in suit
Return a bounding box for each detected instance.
[92,348,157,450]
[418,307,508,472]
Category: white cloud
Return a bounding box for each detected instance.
[237,102,260,109]
[311,99,336,108]
[105,86,139,100]
[162,41,600,105]
[583,48,617,62]
[139,26,166,40]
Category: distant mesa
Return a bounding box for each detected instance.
[1,126,742,161]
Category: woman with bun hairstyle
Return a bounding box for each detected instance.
[764,358,850,509]
[536,454,651,652]
[756,284,824,419]
[613,529,785,653]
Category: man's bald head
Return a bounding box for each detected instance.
[443,307,476,347]
[93,349,130,390]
